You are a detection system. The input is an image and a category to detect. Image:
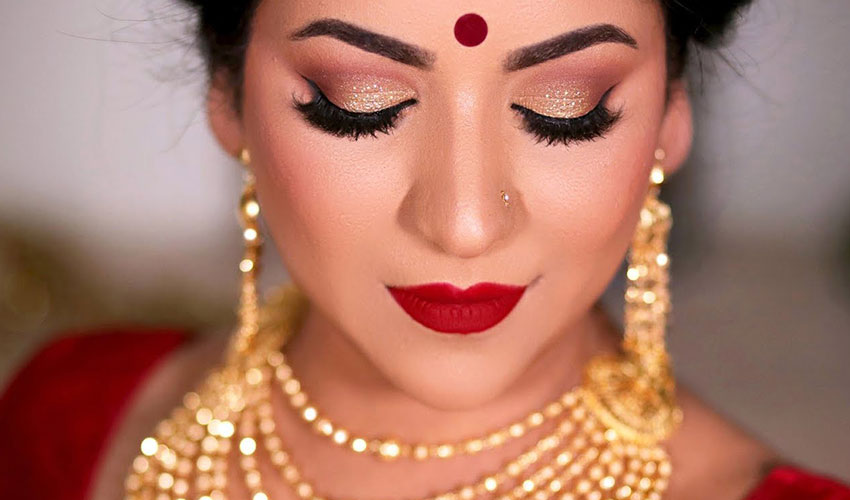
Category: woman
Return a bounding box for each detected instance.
[1,1,848,499]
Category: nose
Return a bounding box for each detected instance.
[399,91,519,259]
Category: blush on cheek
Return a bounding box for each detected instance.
[551,158,647,255]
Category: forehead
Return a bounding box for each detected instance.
[257,0,665,70]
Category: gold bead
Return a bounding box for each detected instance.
[650,166,665,185]
[245,470,261,488]
[379,440,401,458]
[275,365,292,380]
[545,402,563,417]
[290,393,308,407]
[588,465,604,480]
[140,438,158,456]
[297,483,314,498]
[527,412,545,427]
[351,438,368,453]
[283,464,300,482]
[413,444,429,459]
[332,429,349,445]
[240,148,251,165]
[283,379,301,395]
[270,450,288,466]
[302,406,318,422]
[239,438,257,456]
[465,439,484,453]
[196,455,212,472]
[316,419,334,436]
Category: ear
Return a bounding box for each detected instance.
[206,70,245,158]
[657,78,693,175]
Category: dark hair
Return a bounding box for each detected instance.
[180,0,753,112]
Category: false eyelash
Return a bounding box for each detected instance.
[291,76,417,141]
[510,87,622,147]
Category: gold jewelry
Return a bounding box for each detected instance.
[581,147,682,445]
[227,148,263,365]
[499,190,511,207]
[270,341,576,461]
[125,148,680,500]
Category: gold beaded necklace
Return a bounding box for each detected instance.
[125,284,677,500]
[269,340,586,462]
[124,150,682,500]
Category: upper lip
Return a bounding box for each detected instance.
[385,282,528,303]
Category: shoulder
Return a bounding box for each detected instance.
[665,385,850,500]
[0,326,194,498]
[665,385,777,500]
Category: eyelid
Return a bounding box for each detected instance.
[514,82,600,119]
[319,74,417,114]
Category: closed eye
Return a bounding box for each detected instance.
[510,87,622,147]
[292,76,417,140]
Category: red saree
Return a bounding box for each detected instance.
[1,329,848,499]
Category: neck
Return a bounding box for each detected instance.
[282,301,621,442]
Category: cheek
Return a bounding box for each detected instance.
[242,58,410,308]
[250,123,389,296]
[511,85,663,331]
[523,135,653,266]
[526,78,664,268]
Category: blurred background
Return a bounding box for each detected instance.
[1,0,848,480]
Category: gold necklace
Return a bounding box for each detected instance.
[124,283,676,500]
[269,339,581,461]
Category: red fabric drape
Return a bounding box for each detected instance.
[744,464,850,500]
[0,328,190,500]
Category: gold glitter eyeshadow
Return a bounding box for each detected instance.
[515,82,596,119]
[331,74,417,113]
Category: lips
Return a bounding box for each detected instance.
[386,282,528,334]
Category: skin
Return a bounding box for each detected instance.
[89,0,780,499]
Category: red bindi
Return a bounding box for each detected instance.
[453,13,488,47]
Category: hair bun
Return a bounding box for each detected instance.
[666,0,753,48]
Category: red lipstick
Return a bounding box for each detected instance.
[386,282,527,334]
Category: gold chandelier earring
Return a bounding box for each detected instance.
[226,147,264,365]
[581,147,682,445]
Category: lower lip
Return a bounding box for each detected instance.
[386,282,528,334]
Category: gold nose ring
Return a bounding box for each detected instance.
[499,190,510,207]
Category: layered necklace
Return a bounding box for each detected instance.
[125,151,682,500]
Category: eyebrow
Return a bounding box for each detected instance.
[288,19,637,72]
[502,23,638,72]
[289,18,436,69]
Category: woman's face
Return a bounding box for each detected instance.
[209,0,692,409]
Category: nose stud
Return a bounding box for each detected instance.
[499,190,510,207]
